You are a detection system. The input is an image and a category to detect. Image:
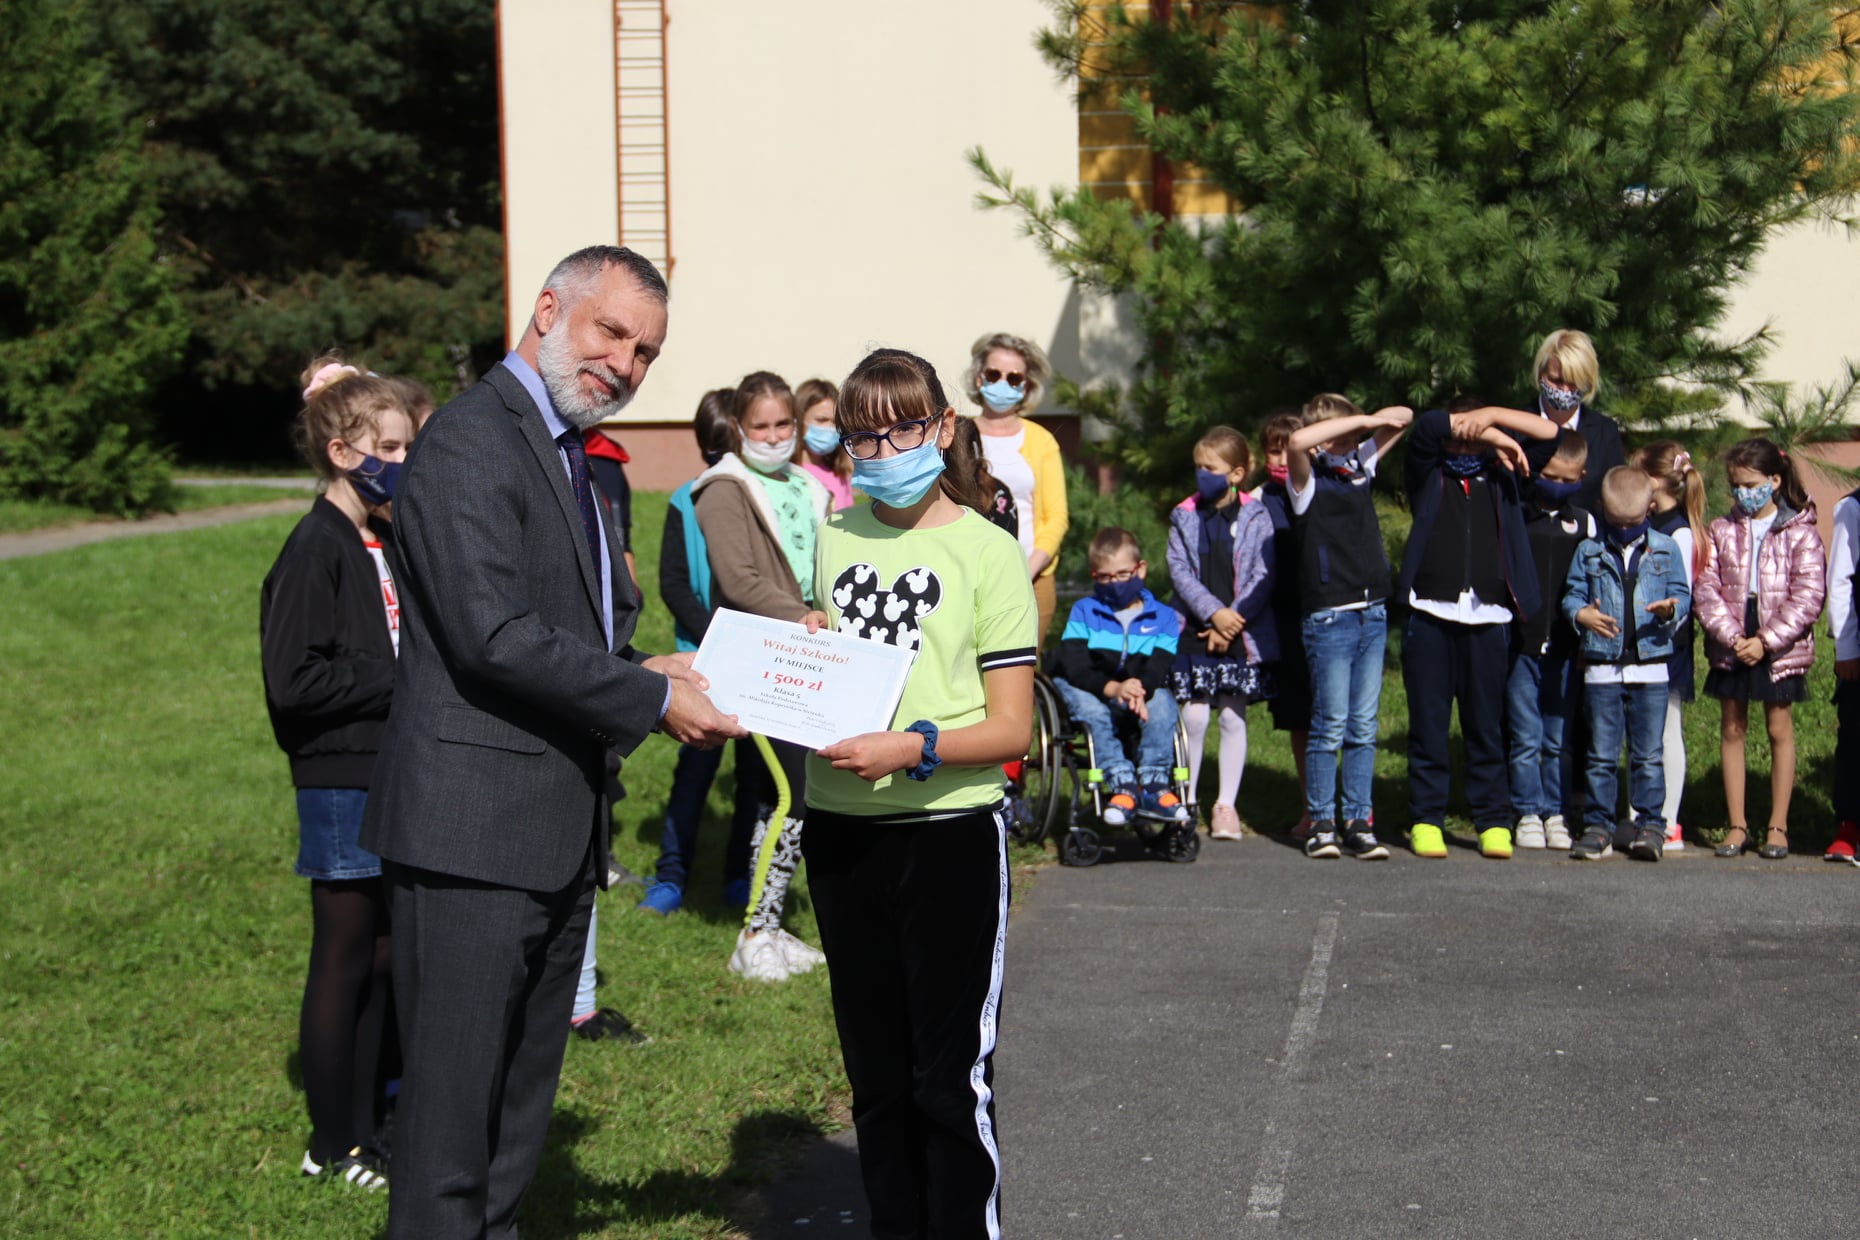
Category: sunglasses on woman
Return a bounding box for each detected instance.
[981,368,1026,389]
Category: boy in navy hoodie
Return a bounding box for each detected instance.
[1398,400,1561,860]
[1049,528,1190,828]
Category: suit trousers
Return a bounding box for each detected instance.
[802,805,1010,1240]
[384,851,596,1239]
[1402,610,1512,829]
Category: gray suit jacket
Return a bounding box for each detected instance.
[359,363,667,891]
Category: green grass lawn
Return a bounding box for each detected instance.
[0,488,1841,1238]
[0,485,318,534]
[0,495,858,1238]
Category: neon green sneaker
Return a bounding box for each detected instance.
[1479,827,1514,859]
[1409,823,1448,858]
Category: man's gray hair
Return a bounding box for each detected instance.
[542,245,668,305]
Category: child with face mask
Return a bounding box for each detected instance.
[260,355,421,1191]
[798,348,1038,1240]
[1630,441,1711,850]
[1394,397,1563,860]
[795,378,854,511]
[639,388,768,918]
[1695,438,1826,860]
[1284,396,1413,860]
[1050,528,1193,835]
[1506,430,1595,850]
[1562,467,1691,861]
[1250,411,1317,838]
[1166,426,1277,840]
[692,372,833,980]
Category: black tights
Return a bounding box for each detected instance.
[301,878,393,1162]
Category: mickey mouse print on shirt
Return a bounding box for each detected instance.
[831,563,943,651]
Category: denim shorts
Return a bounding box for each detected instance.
[294,787,381,880]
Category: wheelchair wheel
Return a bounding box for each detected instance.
[1161,823,1200,863]
[1012,676,1072,845]
[1059,825,1103,867]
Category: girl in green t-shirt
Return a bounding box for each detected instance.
[799,348,1038,1239]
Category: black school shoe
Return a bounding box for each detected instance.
[1304,821,1341,859]
[573,1007,651,1044]
[1569,827,1615,860]
[1341,819,1389,860]
[1628,824,1665,863]
[302,1146,388,1192]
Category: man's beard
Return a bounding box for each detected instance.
[538,327,634,430]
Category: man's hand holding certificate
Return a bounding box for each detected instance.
[690,609,916,751]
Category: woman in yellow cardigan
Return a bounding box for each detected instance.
[965,331,1069,643]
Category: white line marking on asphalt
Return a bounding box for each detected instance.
[1241,911,1340,1228]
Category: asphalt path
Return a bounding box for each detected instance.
[760,831,1860,1238]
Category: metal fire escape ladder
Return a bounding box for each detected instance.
[613,1,672,276]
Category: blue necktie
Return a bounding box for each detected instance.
[555,431,604,572]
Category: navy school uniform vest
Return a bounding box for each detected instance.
[1294,464,1388,613]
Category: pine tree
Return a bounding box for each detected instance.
[975,1,1860,481]
[0,0,187,514]
[103,1,504,455]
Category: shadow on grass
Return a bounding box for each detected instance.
[519,1106,831,1239]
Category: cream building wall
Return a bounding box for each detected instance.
[1717,216,1860,403]
[500,2,1860,489]
[499,0,1086,486]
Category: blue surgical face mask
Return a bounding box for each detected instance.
[345,453,400,506]
[1093,577,1144,610]
[1195,469,1231,503]
[1734,482,1775,515]
[1540,381,1583,413]
[1607,518,1649,545]
[804,425,841,455]
[979,379,1025,412]
[851,437,946,509]
[1532,477,1581,506]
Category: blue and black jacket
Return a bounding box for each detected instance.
[1046,586,1181,696]
[659,481,715,653]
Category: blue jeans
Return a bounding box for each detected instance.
[1583,680,1667,834]
[294,787,380,880]
[1053,680,1181,788]
[1302,604,1387,822]
[1506,650,1575,821]
[653,738,762,890]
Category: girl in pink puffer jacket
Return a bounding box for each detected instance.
[1694,438,1827,859]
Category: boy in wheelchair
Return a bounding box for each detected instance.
[1049,527,1193,830]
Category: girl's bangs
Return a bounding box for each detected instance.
[837,361,940,433]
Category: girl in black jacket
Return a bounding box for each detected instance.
[259,357,417,1190]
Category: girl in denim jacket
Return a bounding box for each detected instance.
[1694,439,1827,859]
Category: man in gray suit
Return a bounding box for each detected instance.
[360,245,743,1236]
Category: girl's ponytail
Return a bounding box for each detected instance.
[1635,440,1712,577]
[1680,455,1710,576]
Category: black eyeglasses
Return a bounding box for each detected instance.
[1089,567,1141,583]
[981,368,1026,388]
[841,418,933,461]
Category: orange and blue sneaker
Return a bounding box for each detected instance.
[1143,786,1191,823]
[1103,788,1138,826]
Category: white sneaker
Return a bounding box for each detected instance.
[772,928,825,973]
[1665,821,1685,850]
[1544,815,1572,850]
[1515,814,1547,849]
[728,929,793,983]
